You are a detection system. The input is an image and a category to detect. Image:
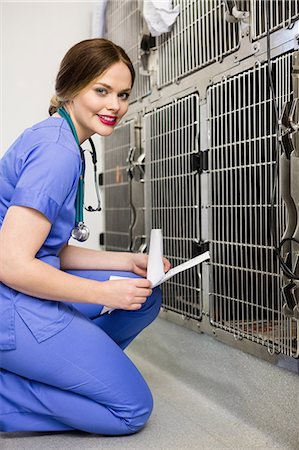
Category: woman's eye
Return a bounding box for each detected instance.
[119,92,130,100]
[95,88,107,95]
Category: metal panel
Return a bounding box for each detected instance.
[251,0,299,40]
[156,0,241,88]
[207,52,298,356]
[103,121,135,251]
[144,93,202,319]
[105,0,151,103]
[128,122,146,253]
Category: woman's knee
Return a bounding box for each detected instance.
[121,386,154,434]
[88,382,153,435]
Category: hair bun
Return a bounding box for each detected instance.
[48,95,63,116]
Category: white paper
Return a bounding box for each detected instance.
[107,251,210,291]
[152,251,210,287]
[102,230,210,314]
[100,305,113,315]
[147,229,164,285]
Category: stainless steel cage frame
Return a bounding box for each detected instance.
[156,0,241,88]
[207,51,297,357]
[102,0,299,370]
[102,117,145,252]
[144,94,202,319]
[250,0,299,41]
[102,120,136,251]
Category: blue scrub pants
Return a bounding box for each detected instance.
[0,270,162,434]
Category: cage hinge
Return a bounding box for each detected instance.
[141,34,156,52]
[192,150,209,173]
[192,241,209,257]
[99,233,105,246]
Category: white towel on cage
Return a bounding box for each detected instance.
[143,0,180,37]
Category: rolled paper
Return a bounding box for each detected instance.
[147,229,165,285]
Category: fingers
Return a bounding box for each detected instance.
[128,284,152,310]
[134,278,152,288]
[134,268,147,277]
[127,278,152,294]
[112,279,153,311]
[163,257,171,272]
[137,288,152,297]
[128,289,152,301]
[129,303,143,311]
[135,284,152,299]
[125,298,146,311]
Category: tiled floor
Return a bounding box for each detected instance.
[1,317,299,449]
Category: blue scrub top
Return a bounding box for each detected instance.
[0,117,82,350]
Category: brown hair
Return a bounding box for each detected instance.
[49,38,135,115]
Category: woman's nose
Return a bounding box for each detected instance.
[106,94,120,112]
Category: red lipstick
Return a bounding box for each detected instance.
[98,115,117,126]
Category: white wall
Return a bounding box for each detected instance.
[1,1,94,151]
[1,1,104,249]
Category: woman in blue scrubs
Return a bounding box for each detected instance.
[0,38,170,434]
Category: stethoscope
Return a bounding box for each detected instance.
[58,107,101,242]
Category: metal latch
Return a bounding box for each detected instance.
[282,282,299,319]
[192,150,209,173]
[192,241,209,257]
[127,147,145,181]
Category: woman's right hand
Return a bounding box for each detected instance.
[98,278,153,311]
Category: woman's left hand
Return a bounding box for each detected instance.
[131,253,171,278]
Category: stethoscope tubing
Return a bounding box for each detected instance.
[57,107,101,238]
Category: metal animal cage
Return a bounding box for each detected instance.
[102,120,135,251]
[144,94,202,319]
[102,118,145,252]
[207,51,298,357]
[105,0,151,103]
[101,0,299,367]
[156,0,241,88]
[251,0,299,40]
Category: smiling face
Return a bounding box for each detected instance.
[65,61,132,143]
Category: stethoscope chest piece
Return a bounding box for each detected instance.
[71,222,90,242]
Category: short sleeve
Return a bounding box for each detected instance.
[10,143,80,223]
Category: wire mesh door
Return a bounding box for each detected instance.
[207,51,298,357]
[105,0,151,103]
[144,93,202,319]
[156,0,241,88]
[103,120,136,251]
[250,0,299,40]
